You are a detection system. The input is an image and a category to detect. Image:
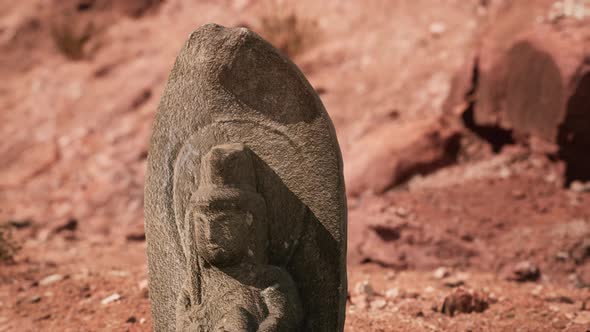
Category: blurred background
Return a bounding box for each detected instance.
[1,0,590,330]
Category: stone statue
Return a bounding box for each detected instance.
[176,143,303,331]
[145,24,347,331]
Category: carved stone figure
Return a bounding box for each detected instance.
[145,24,347,331]
[176,143,303,331]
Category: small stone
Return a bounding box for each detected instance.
[433,267,450,279]
[555,251,569,261]
[394,207,409,218]
[507,261,540,282]
[441,287,489,317]
[429,22,446,37]
[354,280,375,297]
[139,318,146,324]
[570,181,590,193]
[29,295,41,303]
[100,293,121,305]
[138,279,149,290]
[370,299,387,310]
[488,293,498,303]
[385,288,400,299]
[39,274,64,286]
[531,285,543,296]
[350,295,369,309]
[37,229,51,242]
[499,167,512,179]
[544,173,557,183]
[511,190,526,200]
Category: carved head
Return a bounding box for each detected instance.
[188,143,268,267]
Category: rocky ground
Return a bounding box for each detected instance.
[1,0,590,331]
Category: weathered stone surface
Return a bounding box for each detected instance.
[453,18,590,183]
[490,23,590,182]
[471,0,555,128]
[145,24,347,331]
[344,118,460,196]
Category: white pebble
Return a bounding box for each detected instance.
[39,274,64,286]
[101,293,121,305]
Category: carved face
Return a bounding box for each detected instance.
[192,206,253,267]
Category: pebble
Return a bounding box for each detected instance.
[499,167,512,179]
[394,207,409,218]
[429,22,447,37]
[508,261,540,282]
[138,279,149,290]
[108,270,130,278]
[29,295,41,303]
[39,274,64,286]
[385,288,400,299]
[433,267,450,279]
[101,293,122,305]
[370,299,387,310]
[351,295,369,309]
[441,287,489,317]
[354,280,375,297]
[570,181,590,193]
[531,285,544,296]
[544,173,557,183]
[555,251,569,261]
[511,190,526,200]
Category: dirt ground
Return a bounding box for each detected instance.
[1,0,590,331]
